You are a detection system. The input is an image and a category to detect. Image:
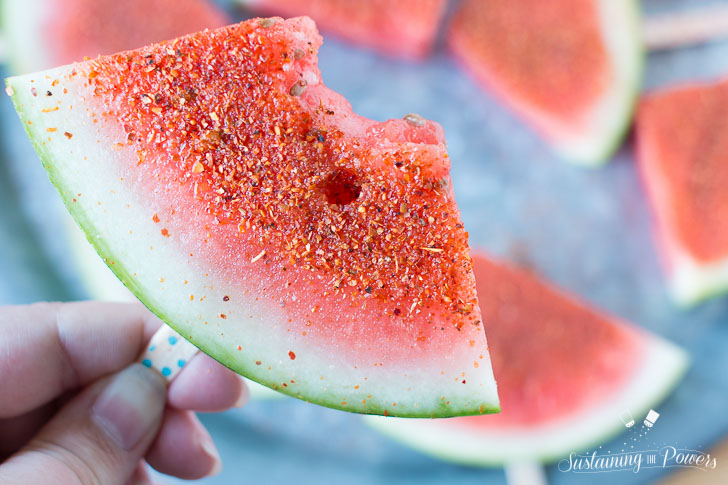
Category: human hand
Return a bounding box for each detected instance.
[0,301,249,484]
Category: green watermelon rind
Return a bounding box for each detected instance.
[667,247,728,307]
[6,55,500,418]
[62,211,137,302]
[363,333,687,465]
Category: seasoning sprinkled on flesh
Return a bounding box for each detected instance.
[259,17,276,28]
[403,113,425,127]
[289,79,307,97]
[87,19,477,321]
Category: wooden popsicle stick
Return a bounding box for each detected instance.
[138,325,200,383]
[505,462,549,485]
[644,4,728,51]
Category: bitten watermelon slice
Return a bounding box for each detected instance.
[638,81,728,305]
[365,252,687,464]
[6,17,499,417]
[2,0,229,74]
[240,0,447,59]
[448,0,643,166]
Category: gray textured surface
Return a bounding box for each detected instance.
[1,1,727,484]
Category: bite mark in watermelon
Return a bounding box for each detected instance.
[365,252,687,465]
[2,0,230,74]
[241,0,447,59]
[5,17,499,417]
[448,0,643,165]
[638,80,728,305]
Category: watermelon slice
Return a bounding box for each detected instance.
[638,80,728,305]
[5,17,499,417]
[365,252,687,464]
[1,0,229,74]
[448,0,643,166]
[240,0,447,59]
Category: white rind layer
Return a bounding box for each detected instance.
[667,242,728,307]
[364,333,687,465]
[64,212,137,302]
[63,148,282,399]
[64,167,284,402]
[7,52,499,417]
[553,0,643,166]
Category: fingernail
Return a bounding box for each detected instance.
[92,363,167,450]
[234,379,250,408]
[200,433,222,476]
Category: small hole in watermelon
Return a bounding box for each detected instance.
[322,169,362,205]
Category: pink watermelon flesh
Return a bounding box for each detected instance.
[48,0,229,65]
[364,252,687,464]
[5,0,229,74]
[6,17,499,417]
[463,254,640,426]
[244,0,447,59]
[448,0,641,165]
[638,81,728,305]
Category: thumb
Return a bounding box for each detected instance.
[0,363,166,485]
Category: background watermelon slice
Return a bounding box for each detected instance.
[239,0,447,59]
[1,0,229,74]
[365,252,688,465]
[638,80,728,306]
[6,17,499,417]
[448,0,643,166]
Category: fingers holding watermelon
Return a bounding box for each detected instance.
[144,408,223,479]
[169,353,250,412]
[0,301,246,481]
